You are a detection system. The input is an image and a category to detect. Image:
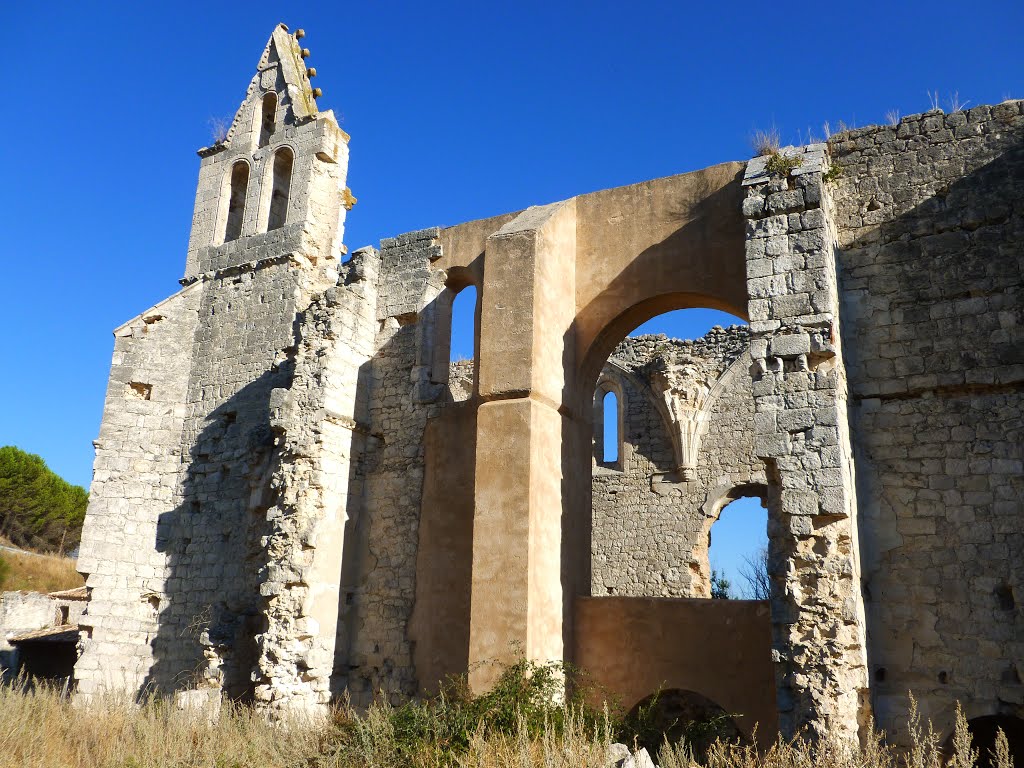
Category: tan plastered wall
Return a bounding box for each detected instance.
[450,163,755,692]
[573,161,748,388]
[574,597,778,749]
[411,402,477,694]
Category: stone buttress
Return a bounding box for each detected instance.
[742,146,870,742]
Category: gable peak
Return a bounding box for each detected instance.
[203,24,325,154]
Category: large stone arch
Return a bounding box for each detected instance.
[433,162,754,690]
[419,155,867,744]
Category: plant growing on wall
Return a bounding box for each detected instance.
[764,152,803,178]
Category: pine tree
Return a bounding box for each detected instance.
[0,446,88,553]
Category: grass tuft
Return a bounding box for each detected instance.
[764,152,803,178]
[751,127,781,157]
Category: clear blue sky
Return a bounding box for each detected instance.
[2,0,1021,503]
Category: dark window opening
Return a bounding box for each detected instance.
[267,148,293,231]
[258,93,277,148]
[225,162,249,242]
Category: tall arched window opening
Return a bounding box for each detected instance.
[224,161,249,242]
[449,284,477,364]
[602,390,619,464]
[447,284,477,402]
[267,148,293,231]
[258,93,277,148]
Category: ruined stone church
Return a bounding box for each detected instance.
[75,24,1023,749]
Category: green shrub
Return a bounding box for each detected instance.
[765,152,803,178]
[822,162,845,183]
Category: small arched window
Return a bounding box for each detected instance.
[258,93,278,148]
[602,391,619,464]
[267,148,293,231]
[224,161,249,242]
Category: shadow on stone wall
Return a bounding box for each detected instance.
[838,133,1024,736]
[146,365,288,701]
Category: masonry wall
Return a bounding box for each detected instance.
[829,101,1024,740]
[590,326,763,598]
[76,285,200,697]
[336,229,451,705]
[76,23,352,704]
[254,247,380,712]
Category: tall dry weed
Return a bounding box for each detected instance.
[0,678,1017,768]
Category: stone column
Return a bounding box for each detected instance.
[468,201,576,690]
[742,146,870,744]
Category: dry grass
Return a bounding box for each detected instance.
[0,548,84,593]
[0,683,323,768]
[0,683,1017,768]
[750,127,781,156]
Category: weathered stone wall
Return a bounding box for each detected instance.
[76,24,351,707]
[336,229,449,706]
[829,101,1024,739]
[743,143,869,743]
[590,326,763,598]
[254,247,380,713]
[76,284,200,698]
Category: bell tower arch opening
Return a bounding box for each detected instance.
[258,93,278,148]
[267,147,294,231]
[222,160,250,243]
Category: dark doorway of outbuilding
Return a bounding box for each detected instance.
[9,626,79,688]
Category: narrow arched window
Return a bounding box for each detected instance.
[258,93,277,148]
[224,161,249,242]
[267,148,293,231]
[447,284,477,402]
[602,390,619,464]
[450,284,477,365]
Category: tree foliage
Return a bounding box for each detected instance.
[0,446,87,553]
[710,569,732,599]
